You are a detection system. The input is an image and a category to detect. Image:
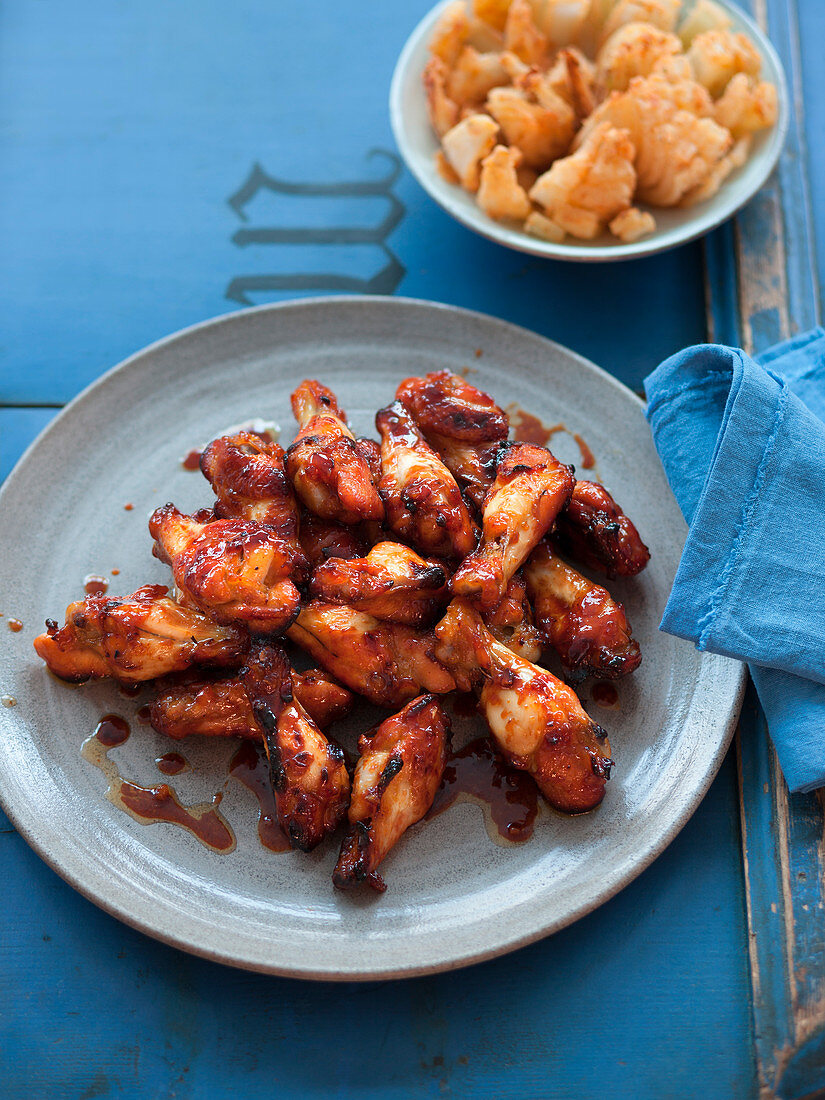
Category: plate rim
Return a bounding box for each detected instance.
[389,0,790,263]
[0,295,747,980]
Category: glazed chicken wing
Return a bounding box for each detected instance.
[484,571,543,661]
[435,599,612,813]
[286,380,384,525]
[524,542,641,681]
[375,400,478,559]
[149,503,301,633]
[287,601,456,708]
[240,644,350,852]
[200,431,307,580]
[450,442,575,611]
[298,511,370,571]
[395,369,508,511]
[310,541,448,626]
[33,584,247,684]
[333,694,451,892]
[554,479,650,578]
[149,667,354,740]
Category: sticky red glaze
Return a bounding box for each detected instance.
[7,618,23,633]
[94,713,131,747]
[84,574,109,596]
[573,434,596,469]
[156,752,187,775]
[228,740,291,852]
[511,409,565,447]
[118,781,234,851]
[592,682,619,707]
[428,737,539,843]
[182,449,202,470]
[123,503,134,511]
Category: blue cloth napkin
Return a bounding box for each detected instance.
[644,328,825,794]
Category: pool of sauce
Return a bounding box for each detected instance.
[82,714,235,852]
[228,740,291,853]
[508,405,565,447]
[592,682,619,707]
[1,695,17,708]
[451,692,478,718]
[182,449,202,471]
[573,433,596,469]
[123,503,134,511]
[7,618,23,633]
[84,574,109,596]
[428,737,539,845]
[156,752,187,776]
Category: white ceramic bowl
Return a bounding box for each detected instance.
[390,0,789,262]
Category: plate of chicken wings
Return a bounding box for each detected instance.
[0,296,744,978]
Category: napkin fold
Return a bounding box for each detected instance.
[644,328,825,794]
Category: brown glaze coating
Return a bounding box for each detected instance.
[33,584,247,684]
[200,431,307,581]
[450,442,575,611]
[149,503,302,634]
[524,542,642,681]
[240,644,350,852]
[333,694,450,892]
[298,511,369,571]
[310,541,448,625]
[483,571,543,662]
[376,400,478,559]
[396,370,509,512]
[287,601,456,708]
[434,599,612,814]
[149,666,354,740]
[555,480,650,578]
[286,380,384,525]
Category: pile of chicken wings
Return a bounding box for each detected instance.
[35,369,649,892]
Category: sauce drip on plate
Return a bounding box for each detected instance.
[181,449,202,471]
[84,574,109,596]
[428,737,539,845]
[228,740,290,853]
[592,682,619,707]
[7,618,23,633]
[82,714,235,852]
[156,752,187,776]
[508,405,565,447]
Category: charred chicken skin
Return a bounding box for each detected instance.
[450,442,575,611]
[484,571,543,662]
[333,694,450,892]
[310,541,448,626]
[287,601,456,708]
[554,480,650,578]
[298,511,370,571]
[200,431,307,580]
[33,584,247,684]
[149,667,354,740]
[375,400,478,559]
[240,644,350,852]
[435,599,612,813]
[396,369,508,512]
[524,543,641,681]
[149,503,302,633]
[286,380,384,525]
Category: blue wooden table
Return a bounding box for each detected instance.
[1,2,822,1097]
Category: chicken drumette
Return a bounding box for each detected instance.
[375,400,478,559]
[554,480,650,578]
[285,380,384,525]
[450,442,575,611]
[240,644,350,852]
[333,694,451,892]
[310,541,448,626]
[149,667,354,740]
[524,542,641,681]
[287,601,456,708]
[33,584,247,684]
[435,599,612,813]
[149,503,302,633]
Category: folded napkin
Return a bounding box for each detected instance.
[644,328,825,794]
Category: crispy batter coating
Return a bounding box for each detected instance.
[713,72,777,139]
[609,205,656,241]
[376,400,479,559]
[555,479,650,578]
[395,369,508,512]
[286,380,384,525]
[441,113,500,191]
[288,601,456,709]
[435,599,612,813]
[240,645,350,852]
[333,695,451,892]
[600,0,680,42]
[200,431,307,580]
[546,47,597,118]
[486,85,575,171]
[311,541,448,626]
[686,28,761,98]
[150,503,302,633]
[33,584,247,684]
[477,144,532,221]
[503,0,548,66]
[525,542,641,680]
[447,46,510,107]
[429,0,471,66]
[595,22,684,96]
[424,56,461,137]
[149,666,354,740]
[677,0,732,49]
[530,122,637,239]
[473,0,514,34]
[450,441,575,610]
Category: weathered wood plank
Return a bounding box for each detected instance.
[705,2,824,1096]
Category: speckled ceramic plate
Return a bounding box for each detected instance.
[0,297,744,979]
[390,0,789,262]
